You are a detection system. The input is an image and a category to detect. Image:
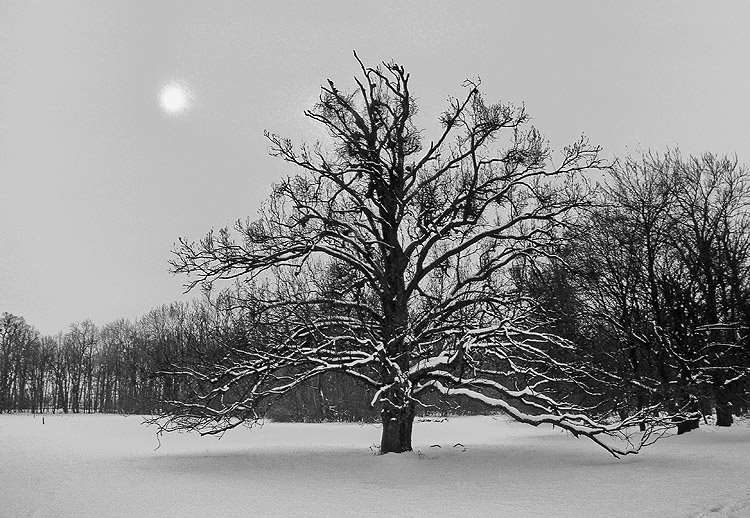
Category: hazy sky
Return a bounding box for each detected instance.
[2,1,749,335]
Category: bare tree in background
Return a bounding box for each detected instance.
[63,320,97,413]
[667,153,750,427]
[153,55,678,456]
[568,151,750,432]
[0,313,39,412]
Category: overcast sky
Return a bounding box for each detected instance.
[2,1,749,335]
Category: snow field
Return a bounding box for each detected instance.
[1,414,748,517]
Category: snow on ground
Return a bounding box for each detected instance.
[1,414,749,517]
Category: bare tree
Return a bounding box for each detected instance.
[568,151,750,432]
[567,154,679,424]
[153,55,676,456]
[0,313,39,412]
[666,153,750,426]
[63,320,97,413]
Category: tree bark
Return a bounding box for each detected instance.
[715,380,733,427]
[380,401,415,454]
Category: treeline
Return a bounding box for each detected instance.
[2,150,749,424]
[0,303,379,420]
[0,304,208,414]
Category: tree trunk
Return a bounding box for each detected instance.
[380,401,415,454]
[676,414,700,434]
[715,380,733,427]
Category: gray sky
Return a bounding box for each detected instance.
[2,1,749,335]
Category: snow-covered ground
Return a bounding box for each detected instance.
[1,414,748,517]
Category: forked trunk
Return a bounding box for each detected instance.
[380,401,415,454]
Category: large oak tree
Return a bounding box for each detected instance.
[156,55,675,455]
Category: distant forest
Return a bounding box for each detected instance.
[2,151,749,424]
[0,303,379,421]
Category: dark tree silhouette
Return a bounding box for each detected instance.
[566,151,750,432]
[150,56,677,455]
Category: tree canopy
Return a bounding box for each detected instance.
[153,55,681,455]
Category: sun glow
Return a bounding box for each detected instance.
[159,82,191,115]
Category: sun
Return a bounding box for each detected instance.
[159,82,192,115]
